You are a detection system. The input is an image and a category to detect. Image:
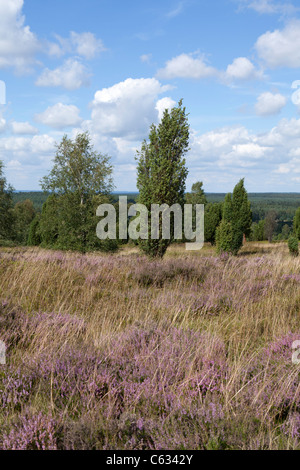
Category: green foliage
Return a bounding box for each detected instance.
[205,192,300,224]
[274,223,291,241]
[293,207,300,239]
[185,181,208,240]
[251,219,266,241]
[12,199,36,244]
[280,223,291,240]
[185,181,207,205]
[204,202,222,245]
[136,100,189,258]
[264,210,278,243]
[0,161,14,242]
[288,234,299,257]
[39,191,118,252]
[220,179,252,255]
[27,215,42,246]
[231,179,252,238]
[38,194,60,247]
[12,191,49,211]
[215,220,234,254]
[41,132,114,199]
[40,132,117,253]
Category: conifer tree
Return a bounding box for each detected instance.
[217,178,252,255]
[136,100,189,258]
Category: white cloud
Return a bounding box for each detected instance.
[224,57,263,81]
[255,91,287,116]
[6,159,22,171]
[186,116,300,190]
[156,53,217,79]
[238,0,297,15]
[157,54,263,85]
[48,31,105,59]
[0,114,6,133]
[0,134,55,156]
[255,20,300,68]
[0,134,56,189]
[70,32,105,59]
[140,54,152,63]
[35,103,82,129]
[272,117,300,137]
[0,0,39,73]
[11,121,38,135]
[47,41,64,58]
[30,134,56,153]
[274,156,300,174]
[155,97,176,121]
[35,59,90,90]
[90,78,172,140]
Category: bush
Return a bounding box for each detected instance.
[27,215,41,246]
[288,235,299,257]
[216,220,236,255]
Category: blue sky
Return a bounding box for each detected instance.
[1,0,300,192]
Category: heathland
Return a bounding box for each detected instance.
[0,242,299,450]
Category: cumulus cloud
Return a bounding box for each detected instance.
[191,123,273,166]
[157,54,263,85]
[48,31,105,59]
[35,59,90,90]
[255,92,287,116]
[0,134,55,156]
[0,0,39,73]
[255,20,300,68]
[186,116,300,190]
[90,78,172,140]
[0,134,56,189]
[11,121,38,135]
[35,103,82,129]
[155,97,176,121]
[156,53,217,79]
[224,57,263,81]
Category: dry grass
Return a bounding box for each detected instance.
[0,242,299,449]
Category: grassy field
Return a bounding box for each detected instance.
[0,242,299,449]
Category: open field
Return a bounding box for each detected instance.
[0,242,299,450]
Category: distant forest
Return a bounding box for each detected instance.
[13,191,300,224]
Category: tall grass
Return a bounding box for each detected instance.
[0,242,299,449]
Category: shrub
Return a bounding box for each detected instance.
[2,412,58,450]
[288,235,299,257]
[216,220,236,255]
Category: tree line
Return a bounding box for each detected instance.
[0,100,299,257]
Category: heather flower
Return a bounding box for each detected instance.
[2,412,58,450]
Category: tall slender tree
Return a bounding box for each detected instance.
[264,210,278,243]
[136,100,189,258]
[217,178,252,255]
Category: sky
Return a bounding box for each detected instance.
[1,0,300,192]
